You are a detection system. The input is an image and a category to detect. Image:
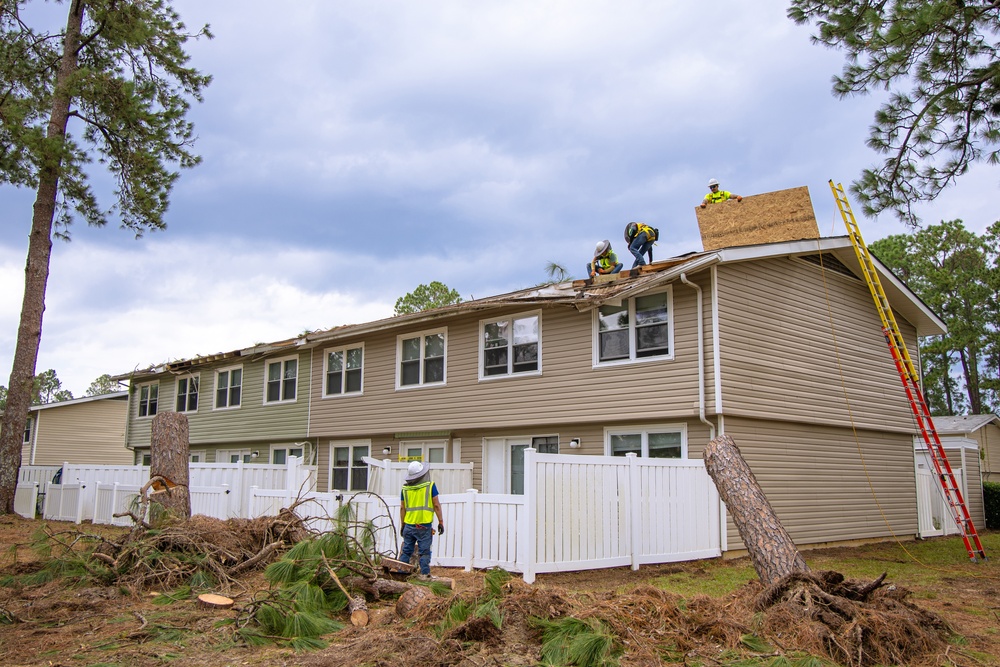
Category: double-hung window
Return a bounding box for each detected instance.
[22,418,32,445]
[481,312,540,378]
[138,383,158,418]
[265,357,297,403]
[175,375,199,413]
[397,329,446,388]
[324,345,364,396]
[272,445,305,465]
[606,425,685,459]
[595,289,672,364]
[215,366,242,409]
[330,443,369,491]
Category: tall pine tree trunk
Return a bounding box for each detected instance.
[0,0,85,513]
[703,434,808,586]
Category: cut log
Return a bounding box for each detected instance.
[348,596,369,626]
[150,412,192,519]
[343,576,413,599]
[395,585,433,618]
[196,593,234,609]
[380,556,415,574]
[703,434,808,586]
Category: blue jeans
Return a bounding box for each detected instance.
[400,523,433,575]
[629,232,653,267]
[587,261,623,276]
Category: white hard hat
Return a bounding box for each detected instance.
[405,460,429,482]
[594,239,610,256]
[708,178,719,187]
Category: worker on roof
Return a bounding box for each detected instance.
[624,222,658,268]
[700,178,743,208]
[587,240,623,278]
[399,461,444,580]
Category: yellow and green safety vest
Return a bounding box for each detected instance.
[631,223,657,242]
[402,480,435,524]
[593,251,619,274]
[704,190,733,204]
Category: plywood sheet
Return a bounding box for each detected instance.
[695,186,819,251]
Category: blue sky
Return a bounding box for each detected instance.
[1,0,997,397]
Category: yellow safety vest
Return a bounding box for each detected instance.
[402,480,435,524]
[594,251,619,273]
[705,190,732,204]
[633,223,657,242]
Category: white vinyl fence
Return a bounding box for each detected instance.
[21,457,313,523]
[252,450,722,582]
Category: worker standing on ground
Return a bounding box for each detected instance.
[399,461,444,580]
[700,178,743,208]
[588,240,623,278]
[624,221,658,268]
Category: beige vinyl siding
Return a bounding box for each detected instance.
[721,416,917,551]
[717,257,915,433]
[962,449,986,529]
[30,397,130,465]
[308,278,714,439]
[126,352,311,449]
[977,422,1000,483]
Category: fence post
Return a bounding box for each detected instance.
[627,453,641,572]
[249,485,259,519]
[522,448,537,584]
[465,489,477,572]
[381,459,392,496]
[75,484,86,524]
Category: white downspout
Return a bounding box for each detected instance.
[680,272,715,439]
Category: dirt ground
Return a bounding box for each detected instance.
[1,514,998,667]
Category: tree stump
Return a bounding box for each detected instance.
[196,593,234,609]
[703,434,808,586]
[150,412,191,519]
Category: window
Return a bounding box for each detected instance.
[606,425,685,459]
[510,436,559,495]
[141,453,151,466]
[401,440,447,463]
[265,357,297,403]
[215,366,242,409]
[330,443,369,491]
[137,383,158,418]
[481,312,540,378]
[272,446,305,465]
[190,453,201,463]
[175,375,199,413]
[22,418,32,445]
[397,329,446,388]
[595,289,672,364]
[324,345,364,396]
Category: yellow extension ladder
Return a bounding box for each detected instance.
[829,180,987,562]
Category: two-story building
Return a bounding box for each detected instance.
[119,233,971,552]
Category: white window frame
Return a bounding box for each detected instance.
[329,440,371,492]
[217,448,254,463]
[323,344,365,398]
[592,287,674,366]
[479,310,542,380]
[270,443,307,465]
[395,328,447,389]
[264,356,298,404]
[137,382,159,419]
[604,423,687,459]
[214,365,243,410]
[175,374,200,414]
[399,440,448,464]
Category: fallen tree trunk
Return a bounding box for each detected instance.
[703,434,808,586]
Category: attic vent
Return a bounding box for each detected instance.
[798,253,859,280]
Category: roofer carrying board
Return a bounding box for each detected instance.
[588,239,623,278]
[624,221,658,268]
[399,461,445,580]
[700,178,743,208]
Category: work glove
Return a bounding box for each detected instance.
[699,203,707,209]
[437,523,445,535]
[736,196,743,202]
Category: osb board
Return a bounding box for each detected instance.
[695,186,819,251]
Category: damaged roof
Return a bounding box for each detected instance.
[114,236,945,380]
